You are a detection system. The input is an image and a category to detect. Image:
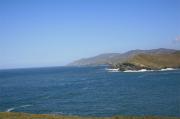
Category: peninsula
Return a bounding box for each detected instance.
[68,48,180,71]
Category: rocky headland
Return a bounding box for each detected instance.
[68,48,180,72]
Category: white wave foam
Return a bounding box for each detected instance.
[106,68,119,72]
[6,104,32,112]
[124,68,177,72]
[6,108,15,112]
[106,67,178,73]
[160,68,175,71]
[20,104,32,108]
[124,69,151,72]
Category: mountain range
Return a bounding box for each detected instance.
[68,48,180,68]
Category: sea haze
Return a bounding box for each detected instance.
[0,66,180,117]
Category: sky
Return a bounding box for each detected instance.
[0,0,180,69]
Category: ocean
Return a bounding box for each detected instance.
[0,66,180,117]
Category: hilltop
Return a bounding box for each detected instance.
[112,52,180,71]
[68,48,180,66]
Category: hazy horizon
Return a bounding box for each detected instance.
[0,0,180,69]
[0,47,180,70]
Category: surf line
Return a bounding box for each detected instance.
[6,104,32,112]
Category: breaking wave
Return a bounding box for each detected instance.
[106,68,178,73]
[6,104,32,112]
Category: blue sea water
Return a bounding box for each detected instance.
[0,66,180,117]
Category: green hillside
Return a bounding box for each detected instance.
[68,48,179,67]
[128,52,180,69]
[112,52,180,70]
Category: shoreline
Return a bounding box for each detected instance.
[0,112,180,119]
[106,68,178,72]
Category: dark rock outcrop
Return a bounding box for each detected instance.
[111,62,152,71]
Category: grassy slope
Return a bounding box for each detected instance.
[0,112,180,119]
[127,52,180,69]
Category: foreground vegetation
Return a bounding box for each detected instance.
[0,112,180,119]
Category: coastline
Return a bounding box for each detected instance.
[0,112,180,119]
[106,68,178,73]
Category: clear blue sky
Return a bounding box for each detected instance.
[0,0,180,69]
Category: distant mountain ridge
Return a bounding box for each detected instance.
[68,48,179,66]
